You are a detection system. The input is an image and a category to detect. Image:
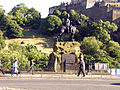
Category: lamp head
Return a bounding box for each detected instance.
[21,41,24,47]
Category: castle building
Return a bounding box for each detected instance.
[49,0,120,24]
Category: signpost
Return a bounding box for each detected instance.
[95,63,109,70]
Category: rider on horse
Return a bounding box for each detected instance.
[57,13,81,42]
[65,13,71,33]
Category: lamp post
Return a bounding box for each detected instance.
[21,41,24,72]
[60,52,64,72]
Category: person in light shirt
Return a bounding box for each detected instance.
[11,58,18,76]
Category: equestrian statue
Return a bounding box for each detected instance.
[57,13,81,42]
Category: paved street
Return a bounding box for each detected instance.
[0,78,120,90]
[0,74,120,90]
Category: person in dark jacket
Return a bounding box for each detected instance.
[77,59,85,77]
[27,58,35,75]
[77,54,85,77]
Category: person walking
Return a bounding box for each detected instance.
[0,60,5,75]
[11,58,19,76]
[27,58,35,75]
[77,54,85,77]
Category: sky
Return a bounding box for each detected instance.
[0,0,71,18]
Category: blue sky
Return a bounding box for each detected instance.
[0,0,71,18]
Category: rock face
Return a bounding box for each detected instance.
[47,42,82,72]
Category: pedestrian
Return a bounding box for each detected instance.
[27,58,35,75]
[0,60,5,75]
[11,58,19,76]
[77,54,85,77]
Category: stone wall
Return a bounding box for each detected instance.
[112,8,120,21]
[67,3,86,13]
[82,6,112,21]
[49,0,120,24]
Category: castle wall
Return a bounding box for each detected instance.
[71,0,85,4]
[86,0,96,8]
[67,3,86,13]
[49,6,58,14]
[49,0,120,24]
[104,0,118,2]
[112,8,120,21]
[82,6,113,21]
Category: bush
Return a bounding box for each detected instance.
[0,42,49,71]
[0,31,6,50]
[6,20,23,38]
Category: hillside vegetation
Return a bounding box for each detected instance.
[5,28,54,54]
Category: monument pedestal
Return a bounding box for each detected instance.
[47,41,82,72]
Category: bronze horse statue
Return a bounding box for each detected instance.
[57,20,81,42]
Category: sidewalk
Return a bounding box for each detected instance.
[1,73,120,80]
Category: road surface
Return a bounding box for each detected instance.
[0,78,120,90]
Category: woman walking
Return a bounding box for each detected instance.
[11,58,19,76]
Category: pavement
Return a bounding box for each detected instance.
[0,73,120,90]
[0,73,120,80]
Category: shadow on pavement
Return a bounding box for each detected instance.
[111,83,120,85]
[0,75,9,77]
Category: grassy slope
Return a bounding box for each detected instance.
[5,28,55,54]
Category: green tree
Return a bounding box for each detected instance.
[81,37,107,63]
[75,14,90,41]
[0,8,9,30]
[106,40,120,58]
[81,37,103,55]
[40,15,62,35]
[24,44,49,70]
[6,20,23,38]
[60,11,68,25]
[53,9,61,17]
[69,9,80,22]
[81,37,120,68]
[39,18,48,34]
[25,8,41,29]
[77,19,118,43]
[9,3,28,26]
[8,3,41,28]
[90,20,118,43]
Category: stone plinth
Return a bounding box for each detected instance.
[47,42,81,72]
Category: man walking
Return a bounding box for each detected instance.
[27,58,35,75]
[77,54,85,77]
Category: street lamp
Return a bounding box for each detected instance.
[21,41,24,71]
[60,52,64,72]
[21,41,24,47]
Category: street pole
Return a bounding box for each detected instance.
[60,52,64,72]
[21,41,24,73]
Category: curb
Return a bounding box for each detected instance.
[1,74,120,80]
